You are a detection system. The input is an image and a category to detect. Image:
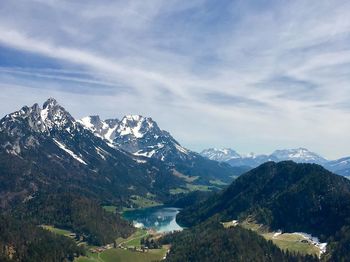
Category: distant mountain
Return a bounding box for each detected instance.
[201,147,327,167]
[80,115,245,184]
[200,148,240,162]
[226,153,278,168]
[200,147,350,179]
[177,161,350,239]
[270,148,328,164]
[325,157,350,177]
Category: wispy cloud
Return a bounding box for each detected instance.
[0,0,350,158]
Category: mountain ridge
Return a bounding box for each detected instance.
[0,98,243,209]
[200,147,349,177]
[78,114,245,184]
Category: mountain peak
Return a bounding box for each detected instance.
[43,97,58,109]
[124,114,144,121]
[117,115,159,139]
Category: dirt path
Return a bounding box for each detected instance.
[97,252,105,262]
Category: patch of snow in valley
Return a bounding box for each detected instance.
[294,232,327,255]
[273,231,282,238]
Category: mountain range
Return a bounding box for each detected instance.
[77,114,246,186]
[0,98,243,209]
[200,148,350,177]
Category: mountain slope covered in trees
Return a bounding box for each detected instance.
[177,161,350,238]
[161,219,318,262]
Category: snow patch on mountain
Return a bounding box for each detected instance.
[40,108,49,121]
[53,139,87,165]
[134,149,156,158]
[80,116,95,130]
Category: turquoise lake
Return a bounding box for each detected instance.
[123,206,183,233]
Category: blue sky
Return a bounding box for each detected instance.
[0,0,350,159]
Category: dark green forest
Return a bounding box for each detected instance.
[14,192,135,246]
[0,215,84,261]
[160,219,318,262]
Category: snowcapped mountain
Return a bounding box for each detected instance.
[80,114,192,162]
[270,148,327,164]
[200,148,240,162]
[199,148,278,167]
[79,114,244,183]
[200,147,327,166]
[0,98,122,166]
[114,115,191,162]
[0,97,242,209]
[201,147,350,177]
[325,157,350,177]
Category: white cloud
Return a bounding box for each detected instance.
[0,0,349,159]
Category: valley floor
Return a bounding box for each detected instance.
[44,227,170,262]
[75,229,169,262]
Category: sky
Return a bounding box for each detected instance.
[0,0,349,159]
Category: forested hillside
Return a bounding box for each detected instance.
[177,161,350,238]
[161,219,318,262]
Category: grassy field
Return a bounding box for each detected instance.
[101,248,166,262]
[76,248,167,262]
[169,183,211,195]
[238,220,320,256]
[209,179,228,186]
[172,169,199,183]
[185,183,211,191]
[40,225,74,237]
[117,228,148,248]
[169,187,188,194]
[75,229,168,262]
[130,195,162,209]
